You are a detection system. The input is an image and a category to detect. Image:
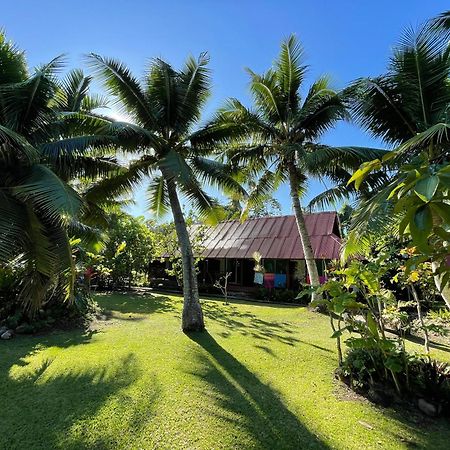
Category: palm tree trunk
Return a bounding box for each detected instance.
[288,163,321,302]
[163,174,205,332]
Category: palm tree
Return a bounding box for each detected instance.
[346,19,450,306]
[0,33,118,310]
[196,35,382,299]
[86,53,244,331]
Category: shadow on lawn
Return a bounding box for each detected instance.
[202,301,301,347]
[376,402,450,449]
[188,331,328,449]
[0,331,158,450]
[96,291,176,316]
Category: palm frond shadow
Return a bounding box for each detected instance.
[187,331,328,449]
[96,292,176,316]
[202,300,301,346]
[0,331,160,449]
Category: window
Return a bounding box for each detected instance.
[276,260,288,274]
[226,259,242,284]
[263,259,288,274]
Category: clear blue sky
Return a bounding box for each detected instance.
[3,1,448,217]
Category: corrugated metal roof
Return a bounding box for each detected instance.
[200,212,341,260]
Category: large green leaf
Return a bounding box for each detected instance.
[87,53,156,127]
[366,312,379,338]
[147,176,169,217]
[12,164,83,222]
[413,204,433,233]
[414,175,439,202]
[0,31,27,84]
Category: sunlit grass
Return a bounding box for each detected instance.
[1,292,449,449]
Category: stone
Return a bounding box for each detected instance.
[1,330,14,340]
[418,398,440,417]
[0,325,8,335]
[358,420,374,430]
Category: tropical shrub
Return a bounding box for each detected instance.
[409,359,450,406]
[315,253,450,414]
[342,347,450,414]
[150,217,207,287]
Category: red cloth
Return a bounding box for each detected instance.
[264,273,275,289]
[306,275,327,284]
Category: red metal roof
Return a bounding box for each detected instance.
[200,212,341,260]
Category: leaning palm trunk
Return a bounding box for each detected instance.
[164,175,205,332]
[288,163,321,302]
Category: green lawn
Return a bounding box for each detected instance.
[1,293,450,449]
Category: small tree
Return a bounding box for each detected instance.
[214,272,232,305]
[101,213,154,288]
[151,217,207,287]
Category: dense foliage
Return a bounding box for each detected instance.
[0,32,118,313]
[75,212,155,289]
[313,254,450,414]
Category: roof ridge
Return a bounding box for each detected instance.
[216,211,337,224]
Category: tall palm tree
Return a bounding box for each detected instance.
[0,33,118,310]
[196,36,383,299]
[346,19,450,306]
[86,53,244,331]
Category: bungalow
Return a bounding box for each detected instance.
[150,212,342,292]
[196,212,341,291]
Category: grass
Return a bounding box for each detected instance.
[1,292,450,449]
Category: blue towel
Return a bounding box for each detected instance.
[274,273,287,288]
[254,272,264,285]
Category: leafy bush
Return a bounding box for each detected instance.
[342,347,386,388]
[296,284,314,305]
[342,347,450,413]
[0,267,101,334]
[409,359,450,404]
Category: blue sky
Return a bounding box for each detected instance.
[3,1,448,217]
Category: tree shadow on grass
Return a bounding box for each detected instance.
[188,331,328,449]
[371,402,450,449]
[0,331,159,450]
[95,292,176,316]
[202,301,301,347]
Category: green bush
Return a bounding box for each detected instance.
[0,271,101,333]
[342,347,387,389]
[342,347,450,413]
[409,358,450,404]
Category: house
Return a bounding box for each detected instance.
[152,212,342,291]
[150,212,341,292]
[195,212,341,292]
